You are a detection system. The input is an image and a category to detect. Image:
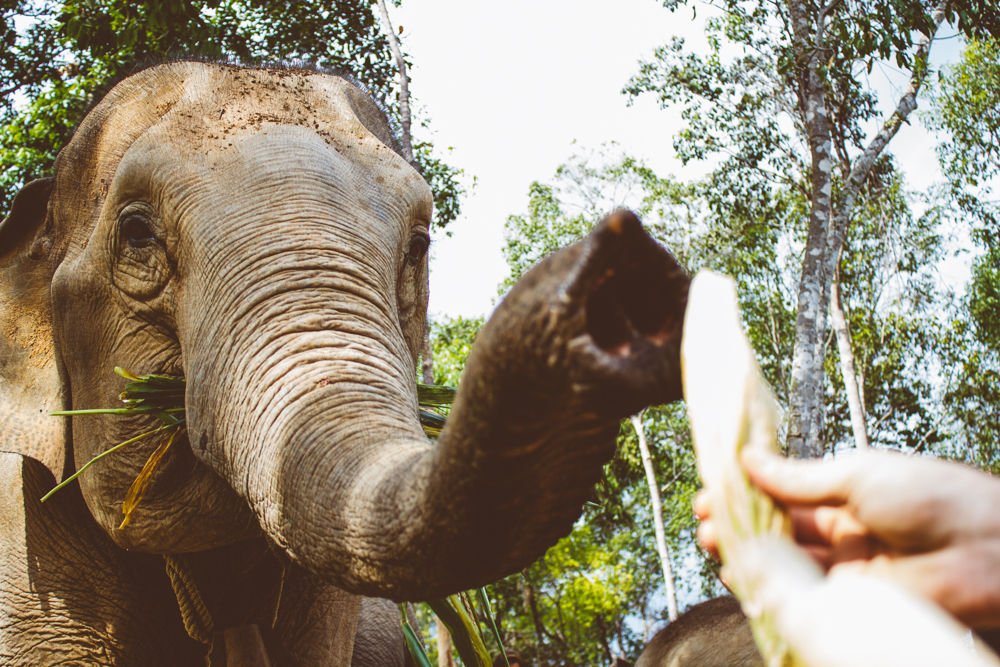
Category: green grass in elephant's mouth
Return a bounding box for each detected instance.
[42,367,457,528]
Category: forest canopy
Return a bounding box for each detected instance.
[0,0,463,228]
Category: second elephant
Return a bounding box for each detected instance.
[635,597,763,667]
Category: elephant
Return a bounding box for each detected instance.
[0,59,689,665]
[634,597,763,667]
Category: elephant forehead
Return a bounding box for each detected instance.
[54,62,429,244]
[120,122,428,220]
[164,65,399,156]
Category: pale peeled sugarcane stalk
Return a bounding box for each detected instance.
[681,271,802,667]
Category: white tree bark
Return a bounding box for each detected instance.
[374,0,415,165]
[830,260,869,449]
[785,0,836,459]
[421,319,434,385]
[437,621,454,667]
[785,0,946,458]
[630,413,678,622]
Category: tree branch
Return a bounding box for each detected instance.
[830,250,870,449]
[815,0,843,49]
[630,413,678,622]
[826,0,949,262]
[374,0,414,165]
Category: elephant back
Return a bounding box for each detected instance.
[635,596,763,667]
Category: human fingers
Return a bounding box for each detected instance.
[693,489,711,520]
[742,450,978,549]
[830,542,1000,629]
[847,457,1000,549]
[696,505,837,568]
[792,505,871,547]
[697,516,719,558]
[740,448,865,507]
[788,505,875,568]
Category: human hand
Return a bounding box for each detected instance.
[695,449,1000,629]
[737,537,999,667]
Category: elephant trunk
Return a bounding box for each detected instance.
[186,211,688,601]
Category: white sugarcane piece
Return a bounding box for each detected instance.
[682,271,797,667]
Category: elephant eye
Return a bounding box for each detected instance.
[405,235,429,265]
[121,215,157,249]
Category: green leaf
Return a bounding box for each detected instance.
[399,604,434,667]
[427,596,491,667]
[40,421,184,503]
[417,383,457,407]
[476,588,508,666]
[114,367,142,382]
[119,426,184,528]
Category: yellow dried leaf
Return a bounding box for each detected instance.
[119,426,183,529]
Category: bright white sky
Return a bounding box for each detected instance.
[391,0,963,321]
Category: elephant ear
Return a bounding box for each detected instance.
[0,177,69,482]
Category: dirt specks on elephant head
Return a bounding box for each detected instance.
[33,60,432,554]
[3,303,53,367]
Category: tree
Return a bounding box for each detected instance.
[429,9,1000,665]
[476,133,964,657]
[630,412,679,622]
[0,0,464,230]
[624,0,996,457]
[425,135,960,666]
[930,37,1000,225]
[927,38,1000,469]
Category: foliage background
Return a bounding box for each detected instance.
[422,24,1000,659]
[5,1,1000,665]
[0,0,463,230]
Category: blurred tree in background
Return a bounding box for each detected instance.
[0,0,463,229]
[623,0,999,458]
[928,38,1000,470]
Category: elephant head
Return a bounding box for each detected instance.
[634,597,763,667]
[0,61,688,601]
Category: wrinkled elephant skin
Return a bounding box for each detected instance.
[0,61,689,665]
[635,597,763,667]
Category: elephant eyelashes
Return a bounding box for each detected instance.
[405,236,429,265]
[121,215,158,249]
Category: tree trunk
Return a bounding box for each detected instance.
[785,0,836,460]
[630,413,678,622]
[437,620,454,667]
[784,0,946,458]
[522,575,547,645]
[421,320,435,385]
[830,258,869,449]
[374,0,414,165]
